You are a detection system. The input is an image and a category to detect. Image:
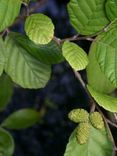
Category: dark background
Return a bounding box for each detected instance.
[1,0,115,156]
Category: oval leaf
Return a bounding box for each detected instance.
[64,125,112,156]
[1,109,40,129]
[86,40,116,94]
[0,74,13,112]
[0,0,21,32]
[25,13,54,45]
[62,41,88,71]
[87,85,117,112]
[0,128,14,156]
[67,0,109,35]
[10,32,64,65]
[93,19,117,88]
[105,0,117,21]
[4,35,51,89]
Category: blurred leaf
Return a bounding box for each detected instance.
[86,37,115,94]
[67,0,109,35]
[45,97,57,109]
[64,125,112,156]
[0,38,5,76]
[1,109,40,129]
[25,13,54,45]
[87,85,117,112]
[10,32,64,65]
[0,128,14,156]
[0,74,13,111]
[62,41,88,71]
[105,0,117,21]
[4,35,51,89]
[0,0,21,32]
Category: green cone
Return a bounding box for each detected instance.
[68,109,89,123]
[76,122,90,144]
[89,112,104,130]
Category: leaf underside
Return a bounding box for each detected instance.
[4,35,51,89]
[10,32,64,65]
[87,85,117,112]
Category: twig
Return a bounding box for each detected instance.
[0,28,10,37]
[53,36,61,46]
[60,34,94,43]
[90,104,96,112]
[29,0,47,13]
[73,70,85,89]
[13,0,47,26]
[95,105,116,156]
[73,70,96,111]
[107,119,117,128]
[25,3,30,16]
[114,113,117,122]
[114,147,117,151]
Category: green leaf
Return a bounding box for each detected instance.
[22,0,30,4]
[0,0,21,32]
[93,19,117,88]
[0,74,13,112]
[67,0,109,35]
[25,13,54,45]
[10,32,64,65]
[0,128,14,156]
[64,125,112,156]
[0,38,5,76]
[1,109,40,129]
[87,85,117,112]
[62,41,88,71]
[105,0,117,21]
[4,35,51,89]
[86,39,116,94]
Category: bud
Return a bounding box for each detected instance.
[89,112,104,130]
[76,122,90,144]
[68,109,89,123]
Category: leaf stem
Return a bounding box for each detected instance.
[13,0,47,26]
[106,119,117,128]
[60,35,94,43]
[114,113,117,122]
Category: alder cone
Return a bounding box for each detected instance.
[76,122,90,144]
[68,109,89,123]
[89,112,104,130]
